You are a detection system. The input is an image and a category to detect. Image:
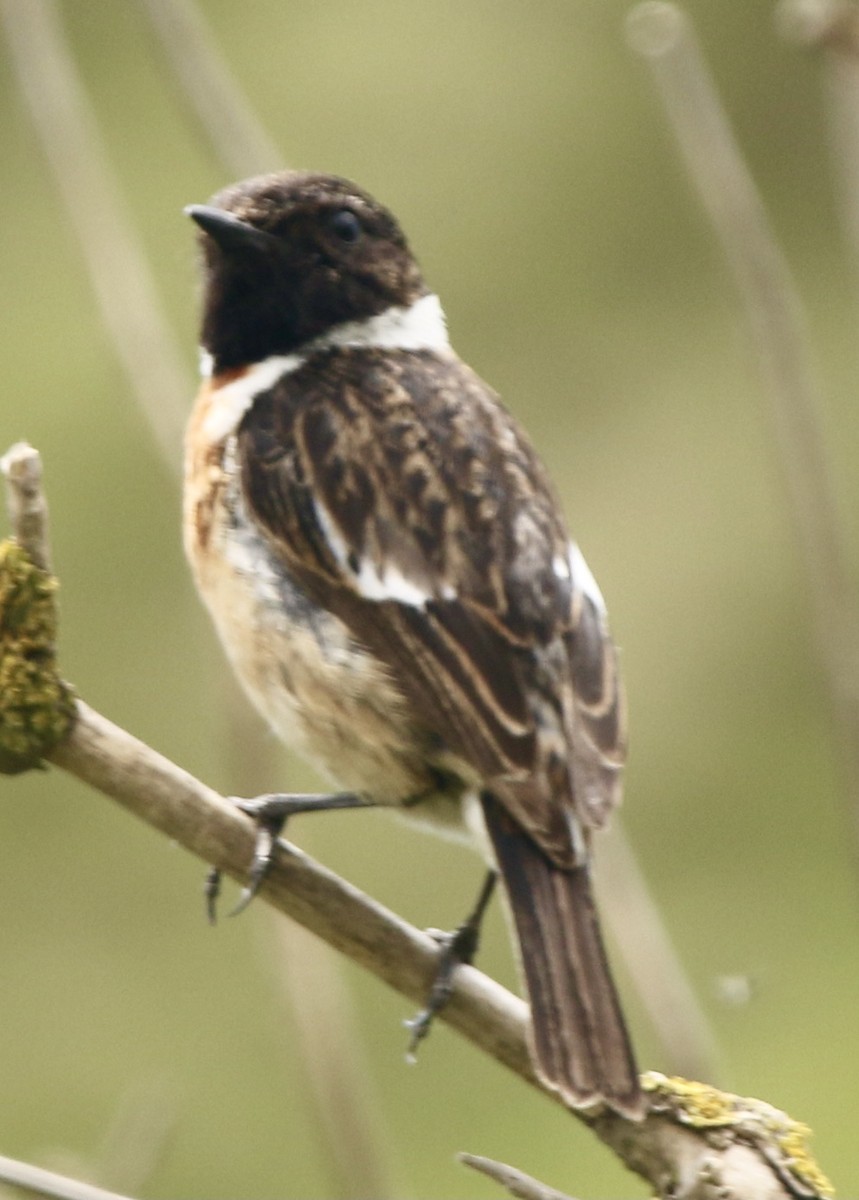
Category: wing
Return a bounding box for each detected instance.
[237,347,626,866]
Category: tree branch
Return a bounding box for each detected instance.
[1,443,52,572]
[459,1153,582,1200]
[47,697,536,1079]
[38,696,839,1200]
[0,445,836,1198]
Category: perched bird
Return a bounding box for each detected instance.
[184,170,643,1119]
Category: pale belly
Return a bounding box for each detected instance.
[184,439,471,838]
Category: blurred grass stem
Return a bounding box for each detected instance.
[137,0,283,178]
[459,1153,581,1200]
[262,917,396,1200]
[628,2,859,860]
[0,0,190,469]
[0,1154,136,1200]
[779,2,859,336]
[223,696,395,1200]
[598,824,721,1083]
[778,0,859,53]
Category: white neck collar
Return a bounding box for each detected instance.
[198,292,449,380]
[197,292,451,443]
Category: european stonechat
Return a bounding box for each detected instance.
[184,171,642,1119]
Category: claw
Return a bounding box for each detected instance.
[228,885,257,919]
[227,808,286,918]
[403,1014,430,1064]
[404,870,497,1059]
[204,866,222,926]
[204,791,370,922]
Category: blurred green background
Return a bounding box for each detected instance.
[2,1,858,1197]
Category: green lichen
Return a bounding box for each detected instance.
[642,1072,835,1198]
[0,538,75,773]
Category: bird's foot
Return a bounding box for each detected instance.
[205,791,369,924]
[404,870,497,1059]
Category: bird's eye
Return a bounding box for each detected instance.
[329,209,363,243]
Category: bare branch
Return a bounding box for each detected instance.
[46,698,534,1078]
[0,443,51,572]
[43,710,834,1198]
[459,1153,581,1200]
[137,0,283,178]
[0,444,74,773]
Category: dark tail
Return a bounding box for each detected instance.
[482,794,643,1119]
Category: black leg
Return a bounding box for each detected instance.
[204,866,222,926]
[235,791,368,821]
[405,869,498,1059]
[207,791,371,923]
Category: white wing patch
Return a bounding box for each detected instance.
[312,497,431,608]
[354,561,432,607]
[552,553,571,581]
[568,542,606,614]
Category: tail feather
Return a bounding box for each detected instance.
[482,793,643,1119]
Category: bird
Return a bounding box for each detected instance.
[183,170,643,1120]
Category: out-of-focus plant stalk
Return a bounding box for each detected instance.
[628,1,859,863]
[0,0,191,468]
[0,1153,136,1200]
[779,2,859,354]
[137,0,283,178]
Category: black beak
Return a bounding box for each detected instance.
[185,205,278,255]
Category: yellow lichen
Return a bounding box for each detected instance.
[642,1072,737,1126]
[642,1073,835,1198]
[771,1117,835,1199]
[0,538,75,772]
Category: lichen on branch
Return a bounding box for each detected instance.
[642,1073,835,1199]
[0,538,75,774]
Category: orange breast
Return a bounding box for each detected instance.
[184,380,225,556]
[184,367,253,556]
